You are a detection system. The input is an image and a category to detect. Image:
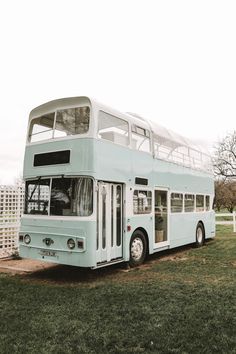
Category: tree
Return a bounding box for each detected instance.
[213,131,236,179]
[214,180,226,211]
[214,180,236,212]
[224,180,236,212]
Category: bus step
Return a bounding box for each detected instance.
[93,258,124,269]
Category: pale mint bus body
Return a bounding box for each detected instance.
[19,96,215,268]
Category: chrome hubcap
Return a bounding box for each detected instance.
[131,237,144,261]
[197,227,203,244]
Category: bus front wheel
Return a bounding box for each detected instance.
[195,222,205,247]
[129,230,147,267]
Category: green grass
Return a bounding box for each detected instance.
[0,226,236,353]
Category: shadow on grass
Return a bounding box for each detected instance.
[22,241,210,286]
[24,260,131,286]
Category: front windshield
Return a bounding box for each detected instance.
[28,106,90,142]
[25,177,93,216]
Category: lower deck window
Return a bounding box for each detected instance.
[184,194,195,212]
[205,195,210,211]
[25,177,93,216]
[171,193,183,213]
[133,190,152,214]
[196,195,204,212]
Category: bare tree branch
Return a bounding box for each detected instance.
[213,131,236,179]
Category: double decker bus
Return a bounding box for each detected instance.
[19,96,215,268]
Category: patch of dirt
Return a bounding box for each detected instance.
[0,258,55,275]
[160,255,190,262]
[0,244,194,287]
[0,257,165,287]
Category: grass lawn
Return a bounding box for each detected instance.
[0,226,235,353]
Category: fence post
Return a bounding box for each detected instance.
[233,211,236,233]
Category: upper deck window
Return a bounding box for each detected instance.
[29,113,55,142]
[131,125,151,153]
[98,111,129,146]
[29,106,90,142]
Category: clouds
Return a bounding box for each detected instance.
[0,0,236,183]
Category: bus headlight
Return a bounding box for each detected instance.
[24,234,31,245]
[67,238,75,249]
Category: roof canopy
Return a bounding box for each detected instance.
[126,112,212,173]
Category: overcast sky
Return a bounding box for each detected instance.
[0,0,235,184]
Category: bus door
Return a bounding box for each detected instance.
[96,182,123,264]
[154,188,169,247]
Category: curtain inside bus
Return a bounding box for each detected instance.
[25,177,93,216]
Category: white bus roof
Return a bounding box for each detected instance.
[92,100,210,157]
[30,96,212,171]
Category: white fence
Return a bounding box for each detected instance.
[215,212,236,232]
[0,184,24,258]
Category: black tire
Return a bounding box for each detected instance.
[195,222,205,247]
[129,230,147,267]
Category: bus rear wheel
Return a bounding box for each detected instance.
[195,222,205,247]
[129,230,147,267]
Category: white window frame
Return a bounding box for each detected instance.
[133,188,152,215]
[196,194,205,212]
[170,192,184,213]
[131,125,151,154]
[97,111,130,147]
[184,194,195,213]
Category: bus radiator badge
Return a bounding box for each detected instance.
[43,238,54,246]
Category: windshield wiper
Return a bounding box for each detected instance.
[28,177,41,202]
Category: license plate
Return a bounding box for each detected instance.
[39,250,57,257]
